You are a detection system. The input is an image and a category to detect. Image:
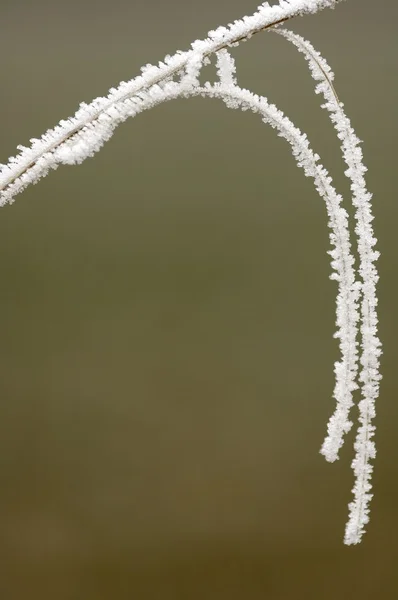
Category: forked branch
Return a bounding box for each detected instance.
[0,0,381,547]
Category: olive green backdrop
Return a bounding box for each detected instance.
[0,0,397,598]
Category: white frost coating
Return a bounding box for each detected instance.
[216,49,237,87]
[1,0,381,547]
[0,0,344,205]
[275,28,381,545]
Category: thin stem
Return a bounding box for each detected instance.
[275,27,380,544]
[0,0,344,204]
[0,18,287,193]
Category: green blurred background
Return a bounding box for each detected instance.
[0,0,397,598]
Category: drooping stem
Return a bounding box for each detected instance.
[274,28,381,544]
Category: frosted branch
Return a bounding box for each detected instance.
[0,0,344,205]
[275,28,381,544]
[0,0,382,547]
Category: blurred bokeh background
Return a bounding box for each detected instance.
[0,0,397,598]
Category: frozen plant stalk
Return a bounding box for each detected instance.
[273,28,381,543]
[0,0,381,545]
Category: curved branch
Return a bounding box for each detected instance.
[0,0,344,206]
